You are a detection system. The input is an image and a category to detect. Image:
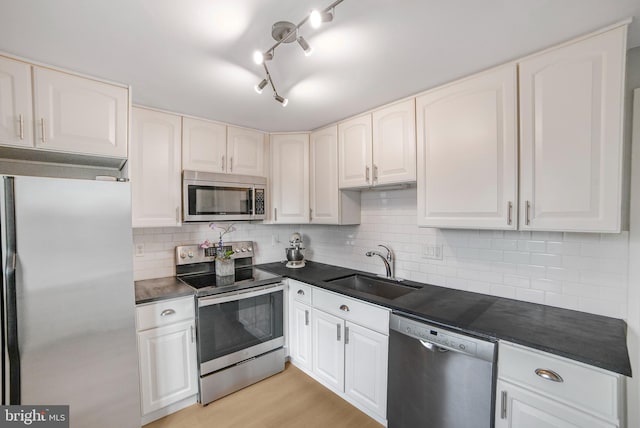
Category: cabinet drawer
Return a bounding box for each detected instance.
[290,280,312,305]
[136,296,195,331]
[313,288,389,335]
[498,342,620,421]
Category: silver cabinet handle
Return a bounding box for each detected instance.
[507,201,513,225]
[221,155,225,171]
[274,208,277,222]
[160,309,176,317]
[535,368,563,383]
[373,164,378,181]
[230,156,233,172]
[40,118,46,143]
[500,390,507,419]
[339,304,350,312]
[18,114,24,140]
[309,208,312,222]
[337,324,341,341]
[345,326,350,345]
[525,200,531,225]
[190,325,195,343]
[297,289,305,296]
[365,165,370,182]
[305,310,309,326]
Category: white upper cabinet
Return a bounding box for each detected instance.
[182,122,265,176]
[338,115,372,189]
[227,126,265,176]
[131,107,182,228]
[372,99,416,186]
[339,100,416,190]
[32,67,128,158]
[270,133,310,224]
[0,56,33,148]
[310,125,360,225]
[519,26,627,232]
[416,64,518,229]
[181,117,226,173]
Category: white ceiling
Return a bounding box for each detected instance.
[1,0,639,132]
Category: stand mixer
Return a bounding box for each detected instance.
[285,232,305,268]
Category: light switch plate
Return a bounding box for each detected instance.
[422,244,443,260]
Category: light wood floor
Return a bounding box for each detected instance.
[144,363,383,428]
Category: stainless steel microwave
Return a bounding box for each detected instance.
[183,171,266,222]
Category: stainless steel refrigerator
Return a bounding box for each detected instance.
[1,175,141,427]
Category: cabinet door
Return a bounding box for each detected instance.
[344,322,388,419]
[519,26,626,232]
[290,301,313,372]
[131,107,182,227]
[495,380,616,428]
[227,126,265,176]
[416,64,518,229]
[312,309,345,392]
[32,67,128,158]
[0,56,33,147]
[310,126,339,224]
[138,320,198,415]
[338,115,372,189]
[270,133,310,224]
[182,117,226,173]
[372,99,416,186]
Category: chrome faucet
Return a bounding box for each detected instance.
[366,244,394,279]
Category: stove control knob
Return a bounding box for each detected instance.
[241,248,247,252]
[188,251,194,258]
[180,252,187,259]
[248,247,253,252]
[235,249,241,253]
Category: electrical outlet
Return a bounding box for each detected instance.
[422,244,443,260]
[135,243,144,257]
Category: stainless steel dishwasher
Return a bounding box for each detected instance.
[388,313,497,428]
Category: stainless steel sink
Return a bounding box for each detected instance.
[327,274,421,300]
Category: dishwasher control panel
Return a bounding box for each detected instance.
[390,313,496,362]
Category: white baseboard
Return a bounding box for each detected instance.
[141,394,198,426]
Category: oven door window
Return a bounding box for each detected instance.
[188,185,253,215]
[198,290,283,363]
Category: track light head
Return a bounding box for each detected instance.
[274,94,289,107]
[253,50,273,65]
[297,36,313,56]
[310,9,334,28]
[254,78,269,94]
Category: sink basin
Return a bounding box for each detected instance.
[327,274,421,300]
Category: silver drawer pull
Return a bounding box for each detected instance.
[339,304,349,312]
[160,309,176,317]
[18,114,24,139]
[297,289,305,296]
[535,368,563,383]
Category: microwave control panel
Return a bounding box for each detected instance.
[255,188,265,215]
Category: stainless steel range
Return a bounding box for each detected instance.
[176,241,285,405]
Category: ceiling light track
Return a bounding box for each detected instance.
[253,0,346,107]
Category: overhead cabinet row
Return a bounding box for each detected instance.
[0,55,128,162]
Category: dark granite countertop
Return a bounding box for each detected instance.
[135,277,195,304]
[258,260,632,377]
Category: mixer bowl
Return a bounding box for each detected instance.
[285,247,304,262]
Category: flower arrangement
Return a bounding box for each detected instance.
[200,223,236,260]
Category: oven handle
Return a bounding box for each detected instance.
[198,283,284,307]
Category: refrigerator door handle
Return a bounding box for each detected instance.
[3,177,21,404]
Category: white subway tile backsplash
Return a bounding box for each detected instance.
[132,188,630,319]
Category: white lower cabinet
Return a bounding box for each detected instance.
[136,296,198,424]
[289,299,313,373]
[312,308,346,391]
[496,342,624,428]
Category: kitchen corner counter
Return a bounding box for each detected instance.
[135,276,194,304]
[257,260,632,377]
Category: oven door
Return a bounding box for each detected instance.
[184,180,255,222]
[197,284,284,375]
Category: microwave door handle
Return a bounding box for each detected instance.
[250,187,255,216]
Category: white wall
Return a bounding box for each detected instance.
[134,187,629,319]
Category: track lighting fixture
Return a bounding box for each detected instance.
[252,0,345,106]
